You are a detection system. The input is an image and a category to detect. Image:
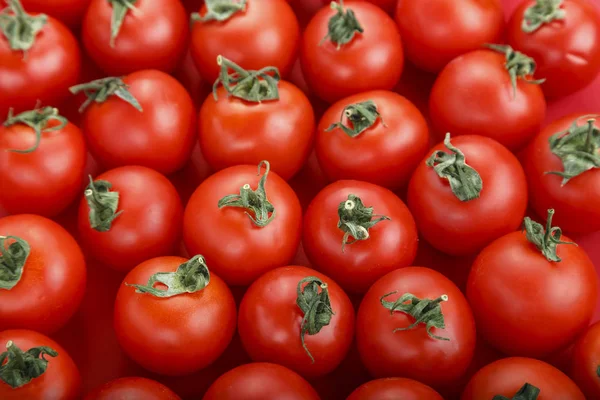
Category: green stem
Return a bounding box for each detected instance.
[3,107,67,153]
[337,194,390,252]
[212,55,280,102]
[522,209,576,262]
[296,276,334,363]
[69,77,142,113]
[107,0,138,47]
[325,100,386,138]
[0,0,47,54]
[320,0,364,49]
[191,0,247,23]
[522,0,565,33]
[486,44,545,98]
[84,176,123,232]
[493,383,541,400]
[0,236,30,290]
[0,341,58,389]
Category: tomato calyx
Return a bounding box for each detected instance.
[321,1,364,50]
[325,100,386,138]
[218,160,276,227]
[126,255,211,298]
[191,0,247,23]
[106,0,138,47]
[486,44,545,98]
[0,341,57,389]
[84,176,123,232]
[337,194,390,252]
[296,276,335,363]
[213,55,281,102]
[523,209,576,262]
[380,291,450,341]
[3,107,68,153]
[493,382,541,400]
[522,0,565,33]
[70,77,143,113]
[0,0,47,54]
[426,133,482,202]
[0,235,30,290]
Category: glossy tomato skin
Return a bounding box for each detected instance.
[396,0,504,73]
[429,49,546,152]
[508,0,600,99]
[78,166,183,272]
[0,329,81,400]
[82,0,188,75]
[200,83,314,180]
[0,119,86,217]
[356,267,476,389]
[203,363,320,400]
[114,256,237,376]
[300,1,404,103]
[461,357,585,400]
[523,114,600,233]
[571,321,600,398]
[20,0,91,28]
[316,91,429,190]
[0,215,86,334]
[238,266,355,378]
[183,164,302,286]
[467,231,598,358]
[407,135,528,256]
[191,0,299,83]
[80,70,196,175]
[347,378,444,400]
[85,377,181,400]
[303,180,418,294]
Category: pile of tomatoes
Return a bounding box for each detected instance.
[1,0,600,399]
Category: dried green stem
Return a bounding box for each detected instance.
[0,0,47,54]
[523,209,576,262]
[337,194,390,252]
[191,0,247,23]
[522,0,565,33]
[212,55,280,102]
[107,0,138,47]
[493,383,541,400]
[3,107,67,153]
[320,0,364,49]
[325,100,386,138]
[69,77,142,113]
[0,236,30,290]
[487,44,545,98]
[0,341,57,389]
[296,276,334,363]
[84,176,123,232]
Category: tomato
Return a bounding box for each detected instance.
[77,166,183,272]
[85,377,180,400]
[366,0,397,14]
[347,378,444,400]
[461,357,585,400]
[183,161,302,286]
[203,362,320,400]
[429,47,547,152]
[114,256,237,376]
[507,0,600,99]
[303,180,418,293]
[356,267,476,390]
[0,214,86,334]
[316,91,429,190]
[20,0,90,28]
[0,329,81,400]
[467,210,598,358]
[238,266,355,378]
[523,114,600,233]
[300,1,404,103]
[190,0,299,83]
[0,0,81,120]
[407,134,528,256]
[287,0,328,27]
[571,321,600,398]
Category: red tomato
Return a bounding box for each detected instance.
[356,267,476,390]
[238,266,355,378]
[203,363,320,400]
[114,256,237,376]
[366,0,397,14]
[300,1,404,103]
[571,321,600,398]
[407,135,528,256]
[77,166,183,272]
[183,162,302,286]
[429,48,547,152]
[467,211,598,358]
[82,0,188,75]
[523,114,600,233]
[85,377,181,400]
[20,0,90,28]
[74,70,196,175]
[507,0,600,99]
[461,357,585,400]
[0,215,86,334]
[347,378,444,400]
[303,180,418,293]
[316,91,429,190]
[395,0,504,73]
[0,329,81,400]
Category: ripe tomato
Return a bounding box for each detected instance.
[347,378,444,400]
[72,70,196,175]
[300,1,404,103]
[190,0,299,83]
[77,166,183,272]
[0,214,86,334]
[316,91,429,190]
[407,134,528,256]
[523,114,600,233]
[0,329,81,400]
[0,0,81,119]
[395,0,504,73]
[183,161,302,286]
[429,47,547,152]
[356,267,476,390]
[467,210,598,358]
[571,321,600,398]
[203,363,320,400]
[20,0,90,28]
[114,256,237,376]
[0,107,86,217]
[461,357,585,400]
[85,377,180,400]
[82,0,188,75]
[302,180,418,293]
[238,266,355,378]
[507,0,600,99]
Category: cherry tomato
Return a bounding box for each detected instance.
[0,214,86,334]
[571,321,600,398]
[20,0,90,28]
[303,180,418,294]
[347,378,444,400]
[300,1,404,103]
[85,377,181,400]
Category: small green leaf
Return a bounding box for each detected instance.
[337,194,390,251]
[320,1,364,49]
[84,176,123,232]
[522,0,565,33]
[0,341,58,389]
[0,0,47,54]
[70,77,143,113]
[0,236,30,290]
[326,100,386,138]
[522,209,576,262]
[296,276,334,363]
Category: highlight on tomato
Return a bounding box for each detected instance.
[571,321,600,399]
[347,378,444,400]
[85,377,181,400]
